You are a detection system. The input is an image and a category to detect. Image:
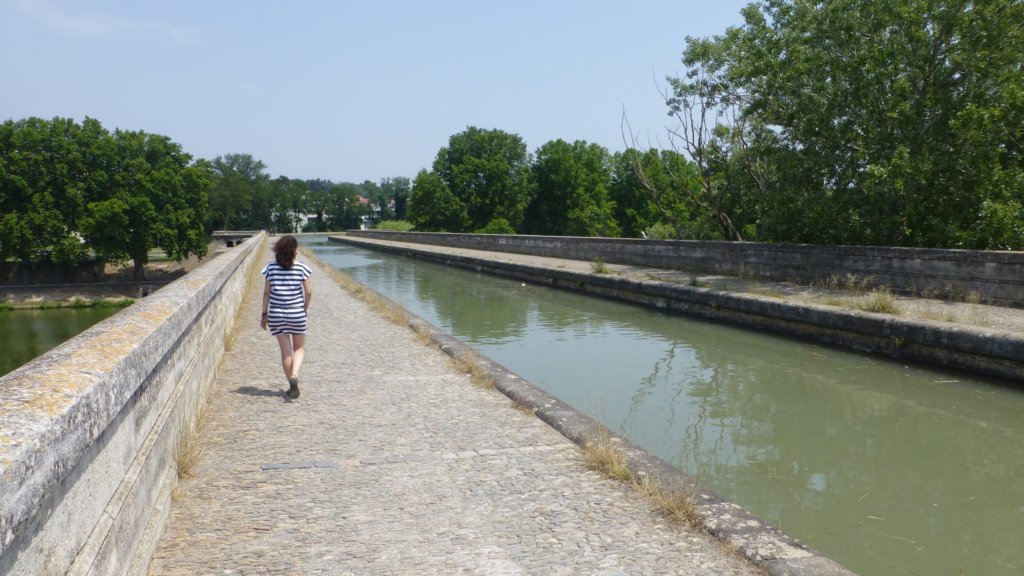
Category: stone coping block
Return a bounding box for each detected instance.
[0,234,263,575]
[346,230,1024,308]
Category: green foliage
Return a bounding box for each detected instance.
[0,117,208,280]
[610,151,661,238]
[375,220,415,231]
[644,222,679,240]
[673,0,1024,249]
[421,127,533,232]
[208,153,271,231]
[409,170,469,232]
[523,139,619,237]
[475,218,516,235]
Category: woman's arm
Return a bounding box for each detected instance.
[260,279,271,330]
[303,278,312,313]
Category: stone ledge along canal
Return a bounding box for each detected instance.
[303,236,1024,576]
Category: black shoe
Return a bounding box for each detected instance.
[287,375,300,399]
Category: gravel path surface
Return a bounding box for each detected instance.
[147,244,761,575]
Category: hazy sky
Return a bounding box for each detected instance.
[1,0,752,183]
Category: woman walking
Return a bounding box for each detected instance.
[260,235,312,399]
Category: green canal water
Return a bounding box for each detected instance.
[0,307,123,377]
[304,236,1024,576]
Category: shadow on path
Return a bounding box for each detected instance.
[232,386,284,398]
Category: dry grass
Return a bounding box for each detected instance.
[582,433,701,528]
[746,287,784,299]
[451,351,496,389]
[412,323,436,345]
[172,396,210,482]
[858,286,900,314]
[510,397,536,415]
[804,274,903,315]
[635,475,702,526]
[582,434,633,482]
[903,292,992,328]
[173,422,204,481]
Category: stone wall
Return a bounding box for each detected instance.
[0,234,264,576]
[346,231,1024,308]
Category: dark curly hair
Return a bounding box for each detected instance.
[273,235,298,269]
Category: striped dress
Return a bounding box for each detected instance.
[261,260,312,336]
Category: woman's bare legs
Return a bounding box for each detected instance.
[290,333,306,380]
[275,334,295,380]
[276,333,306,398]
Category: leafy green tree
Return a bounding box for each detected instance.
[409,170,469,232]
[0,117,103,269]
[208,153,270,231]
[326,182,367,230]
[430,127,533,231]
[610,150,659,238]
[270,176,309,233]
[523,139,619,237]
[81,129,208,279]
[370,176,412,223]
[304,178,334,231]
[677,0,1024,248]
[382,177,411,220]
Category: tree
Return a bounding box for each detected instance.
[304,178,333,231]
[409,170,469,232]
[81,129,208,279]
[270,176,309,233]
[326,182,366,230]
[677,0,1024,248]
[0,117,103,269]
[208,153,270,231]
[523,139,619,237]
[430,127,533,232]
[375,177,411,223]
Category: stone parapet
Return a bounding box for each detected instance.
[0,233,264,575]
[345,231,1024,308]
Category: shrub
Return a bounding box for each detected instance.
[375,220,415,232]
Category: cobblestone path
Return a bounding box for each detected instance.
[146,245,760,575]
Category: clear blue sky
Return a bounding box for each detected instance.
[1,0,752,183]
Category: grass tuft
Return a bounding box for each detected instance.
[582,433,702,527]
[859,286,900,314]
[590,257,608,274]
[636,475,701,526]
[510,398,535,415]
[583,434,633,482]
[452,351,496,389]
[173,416,205,480]
[412,323,435,346]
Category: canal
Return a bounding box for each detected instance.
[0,306,123,377]
[303,236,1024,576]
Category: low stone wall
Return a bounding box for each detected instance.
[346,231,1024,308]
[0,233,265,576]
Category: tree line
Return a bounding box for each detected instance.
[0,117,210,280]
[3,0,1021,282]
[408,0,1023,250]
[0,118,410,280]
[205,153,410,234]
